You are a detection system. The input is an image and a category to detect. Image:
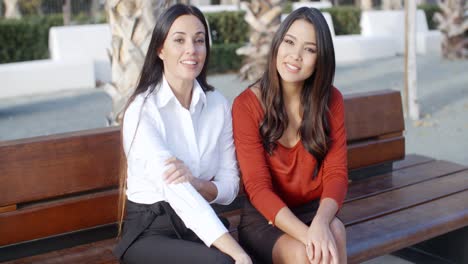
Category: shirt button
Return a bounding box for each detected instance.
[268,220,273,225]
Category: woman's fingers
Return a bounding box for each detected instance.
[329,241,339,264]
[312,243,321,264]
[306,243,313,263]
[164,168,183,183]
[163,158,191,184]
[322,245,330,264]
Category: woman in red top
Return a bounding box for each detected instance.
[232,7,348,264]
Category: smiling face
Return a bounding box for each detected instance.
[158,15,206,83]
[276,19,317,88]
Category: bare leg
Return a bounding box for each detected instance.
[330,217,347,264]
[272,234,309,264]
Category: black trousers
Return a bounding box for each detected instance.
[114,200,234,264]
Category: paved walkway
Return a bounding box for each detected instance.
[1,54,466,262]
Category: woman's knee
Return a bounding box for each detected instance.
[273,236,309,264]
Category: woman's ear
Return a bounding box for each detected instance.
[158,48,164,61]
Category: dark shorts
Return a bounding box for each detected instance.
[238,199,320,264]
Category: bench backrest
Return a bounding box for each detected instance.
[0,90,404,247]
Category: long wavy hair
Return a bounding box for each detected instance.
[117,4,213,236]
[258,7,335,178]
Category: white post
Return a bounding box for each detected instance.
[404,0,420,120]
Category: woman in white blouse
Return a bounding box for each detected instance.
[113,4,251,264]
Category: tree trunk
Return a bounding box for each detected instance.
[4,0,21,18]
[382,0,402,10]
[237,0,285,81]
[361,0,373,10]
[63,0,72,25]
[105,0,175,123]
[404,0,420,120]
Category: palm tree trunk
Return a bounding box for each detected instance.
[361,0,372,10]
[105,0,175,123]
[434,0,468,59]
[63,0,71,25]
[237,0,285,81]
[4,0,21,18]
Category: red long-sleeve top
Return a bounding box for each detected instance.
[232,87,348,224]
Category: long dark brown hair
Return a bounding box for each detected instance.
[258,7,335,178]
[117,4,213,236]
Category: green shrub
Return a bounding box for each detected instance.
[205,11,248,45]
[418,4,441,30]
[0,15,63,63]
[208,43,244,73]
[321,5,361,35]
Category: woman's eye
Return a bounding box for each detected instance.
[305,47,316,53]
[174,38,184,43]
[284,39,294,45]
[196,38,205,44]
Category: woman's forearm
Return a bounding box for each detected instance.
[211,233,250,261]
[274,206,310,245]
[314,198,339,224]
[191,178,218,202]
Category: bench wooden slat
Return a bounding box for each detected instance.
[392,154,434,170]
[347,136,404,170]
[0,204,16,213]
[344,90,404,142]
[0,127,120,207]
[339,169,468,225]
[346,160,468,202]
[0,190,118,246]
[347,190,468,264]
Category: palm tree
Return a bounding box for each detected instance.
[237,0,285,81]
[3,0,21,18]
[104,0,175,123]
[434,0,468,59]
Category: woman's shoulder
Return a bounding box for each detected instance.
[329,86,344,107]
[233,86,261,109]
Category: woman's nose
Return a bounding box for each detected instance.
[185,41,196,54]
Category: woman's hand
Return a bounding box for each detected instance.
[306,217,338,264]
[163,157,196,185]
[212,233,252,264]
[233,253,253,264]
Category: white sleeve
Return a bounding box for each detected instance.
[123,101,228,246]
[210,100,240,205]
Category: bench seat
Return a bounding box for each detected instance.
[3,154,467,264]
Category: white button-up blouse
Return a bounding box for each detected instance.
[122,76,240,247]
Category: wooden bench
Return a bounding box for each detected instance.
[1,90,467,263]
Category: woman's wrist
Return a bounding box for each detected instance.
[312,214,331,225]
[190,177,202,191]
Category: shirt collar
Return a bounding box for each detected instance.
[154,75,207,111]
